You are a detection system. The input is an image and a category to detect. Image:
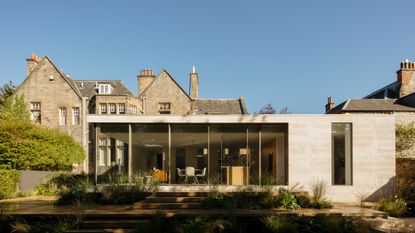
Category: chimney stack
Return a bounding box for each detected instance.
[189,65,198,99]
[325,96,334,113]
[26,53,41,75]
[397,59,415,98]
[137,68,155,96]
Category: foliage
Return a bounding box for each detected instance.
[295,194,312,208]
[396,123,415,157]
[275,188,300,209]
[0,81,16,106]
[133,170,160,193]
[0,169,19,199]
[0,95,30,121]
[0,120,85,171]
[262,215,296,233]
[257,104,291,114]
[378,198,407,217]
[310,179,328,203]
[176,217,230,233]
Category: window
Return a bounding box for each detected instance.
[129,105,137,114]
[158,102,171,114]
[98,138,109,166]
[332,123,352,185]
[100,104,107,114]
[98,84,112,94]
[117,104,125,114]
[30,102,41,123]
[109,103,116,114]
[116,140,124,165]
[72,107,80,125]
[59,107,67,126]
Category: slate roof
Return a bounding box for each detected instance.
[363,81,399,99]
[193,98,247,114]
[73,80,134,98]
[327,99,415,113]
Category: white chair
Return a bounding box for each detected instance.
[177,168,186,183]
[196,167,207,182]
[184,166,197,184]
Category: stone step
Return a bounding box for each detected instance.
[133,202,201,209]
[80,219,149,229]
[143,196,206,203]
[153,192,209,197]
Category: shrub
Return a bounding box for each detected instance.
[310,179,328,203]
[0,120,85,171]
[378,198,407,217]
[275,188,299,209]
[262,215,296,233]
[295,194,312,208]
[0,169,19,199]
[310,200,333,209]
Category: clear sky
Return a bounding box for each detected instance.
[1,1,415,113]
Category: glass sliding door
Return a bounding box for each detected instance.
[248,125,260,185]
[221,125,248,185]
[96,124,129,183]
[131,124,169,184]
[171,124,208,184]
[260,124,288,185]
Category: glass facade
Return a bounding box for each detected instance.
[95,123,288,185]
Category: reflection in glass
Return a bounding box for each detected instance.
[332,123,352,185]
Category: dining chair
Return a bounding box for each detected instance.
[195,167,207,182]
[184,166,197,184]
[177,168,186,183]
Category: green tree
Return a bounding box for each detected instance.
[257,104,291,114]
[396,122,415,157]
[0,81,16,106]
[0,120,85,171]
[0,95,30,121]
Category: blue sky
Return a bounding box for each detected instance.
[1,1,415,113]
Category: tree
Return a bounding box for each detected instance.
[257,104,291,114]
[0,95,30,121]
[0,81,16,106]
[0,120,85,171]
[396,123,415,157]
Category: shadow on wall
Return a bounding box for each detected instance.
[366,177,396,202]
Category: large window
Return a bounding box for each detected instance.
[59,107,66,126]
[332,123,352,185]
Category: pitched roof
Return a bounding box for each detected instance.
[16,56,82,99]
[139,69,191,100]
[193,98,247,114]
[363,81,399,99]
[327,99,415,113]
[73,80,134,98]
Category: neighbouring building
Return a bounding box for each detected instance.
[326,59,415,157]
[15,53,396,202]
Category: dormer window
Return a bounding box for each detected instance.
[98,84,112,94]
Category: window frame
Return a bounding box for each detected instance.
[59,107,67,126]
[72,107,80,125]
[331,122,353,186]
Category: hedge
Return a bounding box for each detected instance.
[0,169,19,198]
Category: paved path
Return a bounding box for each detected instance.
[1,196,387,218]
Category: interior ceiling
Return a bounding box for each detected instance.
[100,131,285,148]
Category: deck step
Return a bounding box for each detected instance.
[153,192,209,197]
[66,228,136,233]
[143,196,206,203]
[133,202,201,209]
[80,219,149,229]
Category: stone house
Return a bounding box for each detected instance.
[15,53,247,172]
[14,53,397,202]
